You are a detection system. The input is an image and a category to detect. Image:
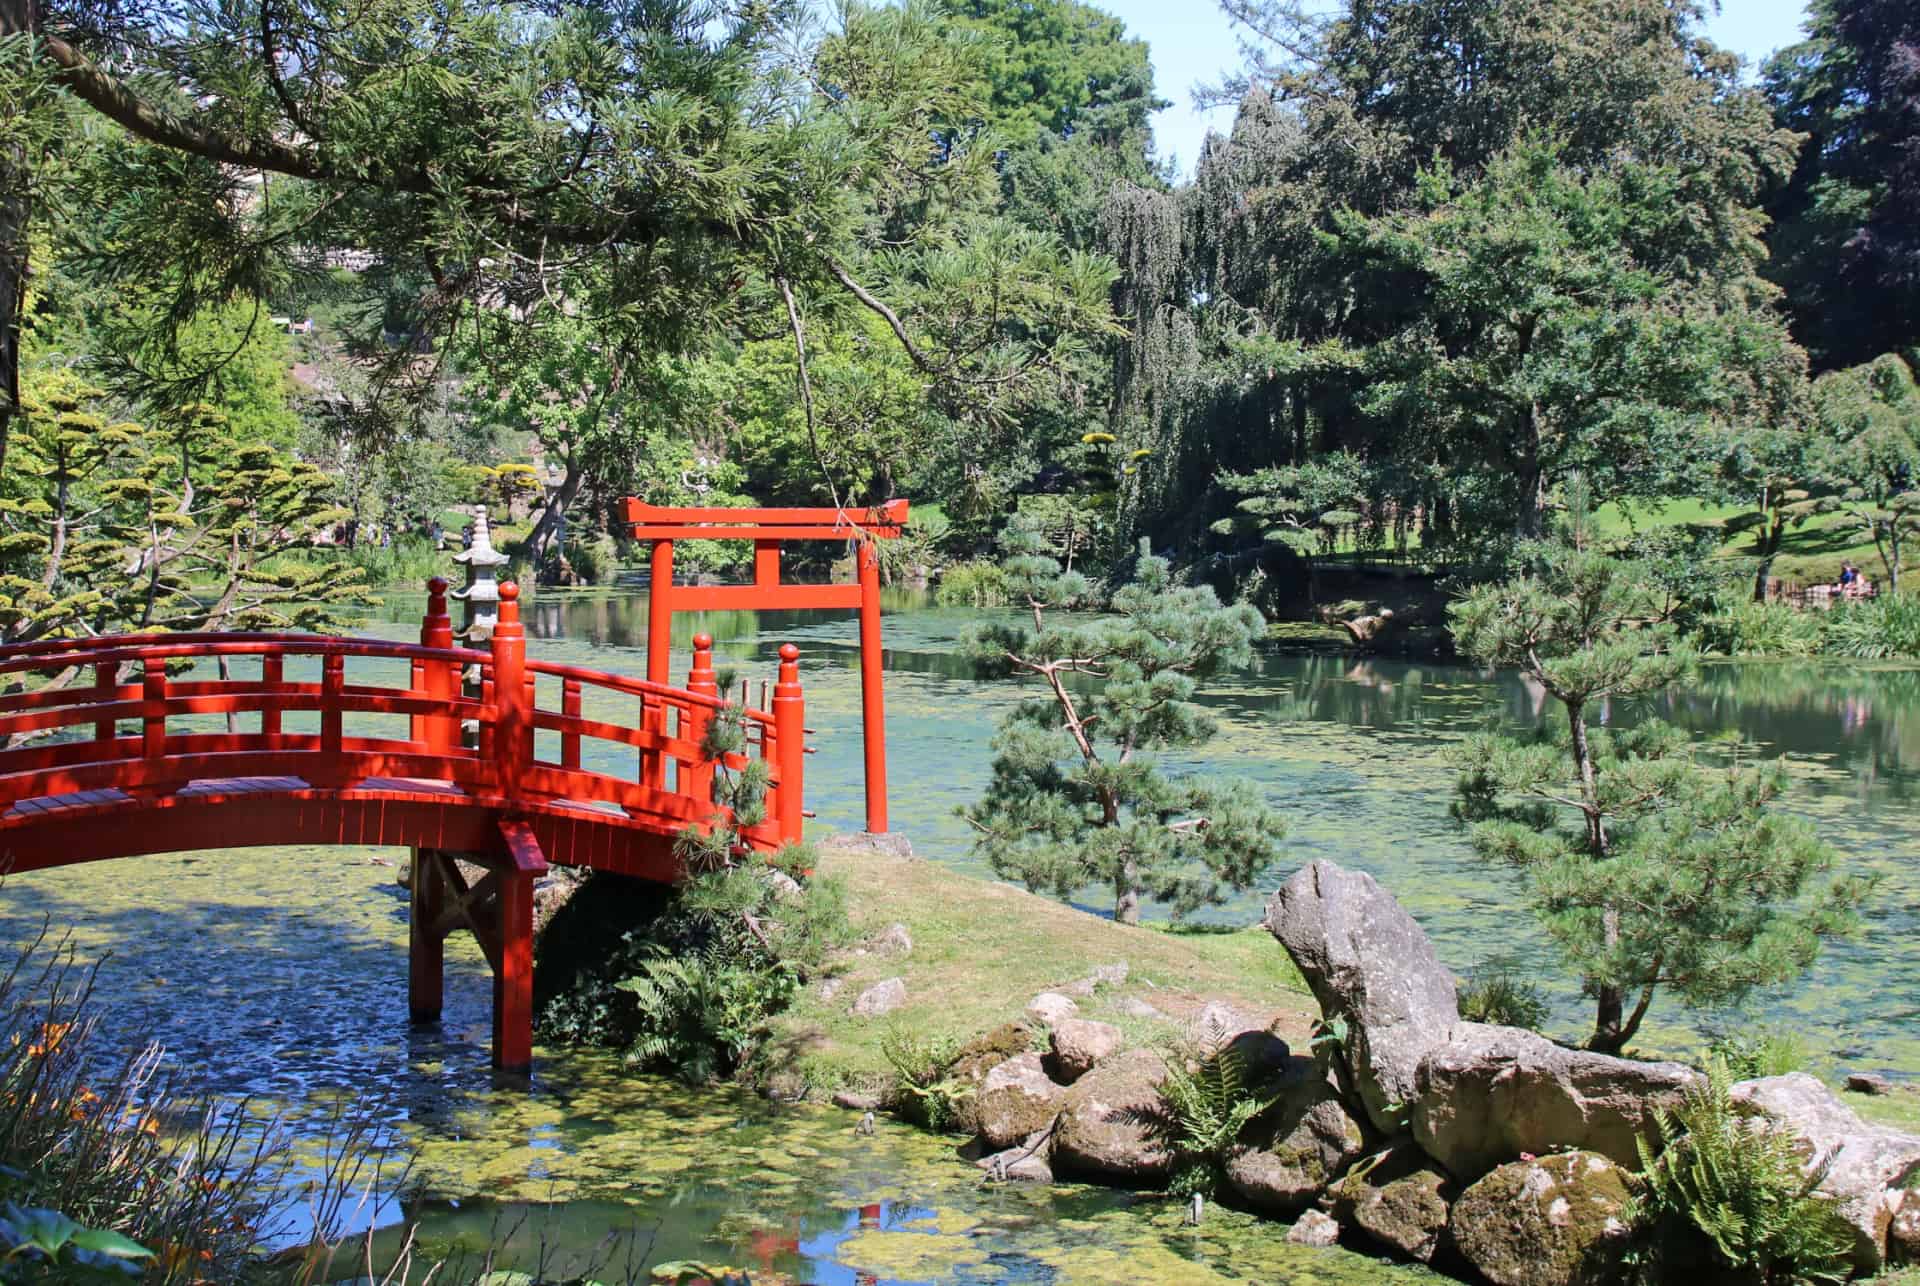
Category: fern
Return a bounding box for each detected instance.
[1627,1061,1853,1284]
[1150,1038,1286,1198]
[880,1027,969,1131]
[615,948,794,1085]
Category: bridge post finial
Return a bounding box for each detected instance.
[490,582,528,795]
[773,644,804,844]
[419,577,455,754]
[684,633,719,805]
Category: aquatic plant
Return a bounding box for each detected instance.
[1696,594,1828,658]
[1822,592,1920,660]
[1626,1062,1853,1284]
[934,559,1009,607]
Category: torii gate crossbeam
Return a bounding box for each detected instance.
[625,498,906,834]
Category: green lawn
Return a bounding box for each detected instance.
[1593,498,1885,588]
[759,834,1317,1097]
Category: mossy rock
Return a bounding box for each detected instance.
[1326,1140,1456,1263]
[1450,1151,1631,1286]
[1224,1066,1366,1214]
[947,1021,1037,1085]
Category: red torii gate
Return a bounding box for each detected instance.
[624,498,907,834]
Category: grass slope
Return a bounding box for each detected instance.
[1591,498,1887,588]
[762,834,1317,1095]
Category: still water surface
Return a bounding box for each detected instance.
[1,588,1914,1281]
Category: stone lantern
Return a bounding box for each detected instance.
[452,507,511,741]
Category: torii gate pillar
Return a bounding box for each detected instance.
[626,499,908,834]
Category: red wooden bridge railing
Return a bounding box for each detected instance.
[0,578,810,1072]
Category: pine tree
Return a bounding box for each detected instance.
[961,519,1286,923]
[1449,519,1871,1053]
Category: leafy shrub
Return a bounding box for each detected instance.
[880,1027,968,1131]
[1697,595,1826,658]
[1705,1026,1810,1080]
[935,559,1008,606]
[615,949,798,1084]
[1822,592,1920,659]
[1626,1061,1853,1285]
[536,709,853,1081]
[557,533,621,585]
[1458,964,1551,1030]
[1150,1037,1285,1198]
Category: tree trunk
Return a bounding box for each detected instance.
[1752,511,1784,602]
[1590,990,1628,1054]
[1515,405,1546,541]
[1115,855,1140,926]
[1566,698,1629,1052]
[0,0,36,482]
[528,454,583,570]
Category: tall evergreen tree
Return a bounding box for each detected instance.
[1763,0,1920,370]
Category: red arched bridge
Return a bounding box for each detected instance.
[0,579,809,1073]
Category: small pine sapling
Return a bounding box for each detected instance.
[962,518,1286,923]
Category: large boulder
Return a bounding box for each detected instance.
[1265,860,1459,1134]
[1732,1072,1920,1272]
[1049,1018,1123,1083]
[1413,1023,1701,1181]
[1052,1049,1171,1185]
[1223,1062,1367,1214]
[1327,1141,1457,1264]
[1450,1151,1632,1286]
[956,1053,1067,1151]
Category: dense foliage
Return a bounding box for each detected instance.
[1628,1063,1854,1284]
[537,705,853,1083]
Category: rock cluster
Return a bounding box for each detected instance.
[875,859,1920,1283]
[1258,860,1920,1279]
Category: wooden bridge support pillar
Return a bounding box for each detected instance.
[408,847,446,1025]
[406,820,549,1073]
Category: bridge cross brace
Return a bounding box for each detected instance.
[409,819,549,1073]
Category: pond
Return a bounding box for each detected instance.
[444,588,1920,1070]
[1,586,1914,1280]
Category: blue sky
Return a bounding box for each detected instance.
[1100,2,1815,179]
